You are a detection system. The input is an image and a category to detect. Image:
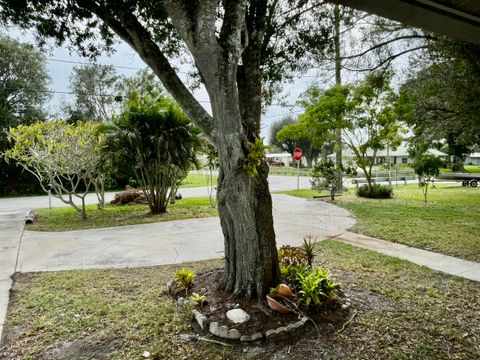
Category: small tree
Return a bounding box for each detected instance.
[311,159,356,200]
[113,92,201,214]
[412,154,441,203]
[303,73,403,192]
[276,120,323,168]
[4,121,106,219]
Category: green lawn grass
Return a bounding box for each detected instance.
[2,241,479,359]
[28,197,218,232]
[439,165,480,174]
[337,184,480,262]
[180,173,217,187]
[280,184,480,262]
[278,189,333,198]
[464,165,480,173]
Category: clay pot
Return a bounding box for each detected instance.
[266,294,291,314]
[276,284,295,298]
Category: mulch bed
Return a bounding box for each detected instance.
[171,268,352,340]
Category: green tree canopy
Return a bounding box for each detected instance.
[302,73,403,191]
[0,36,50,195]
[0,36,50,131]
[269,116,296,154]
[397,39,480,167]
[62,64,121,123]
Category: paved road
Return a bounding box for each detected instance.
[0,174,312,213]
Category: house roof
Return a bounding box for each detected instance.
[426,148,448,156]
[468,152,480,158]
[327,0,480,45]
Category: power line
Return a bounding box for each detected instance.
[46,57,191,75]
[47,58,143,71]
[3,85,305,109]
[263,110,303,120]
[46,57,321,79]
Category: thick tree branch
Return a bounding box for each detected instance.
[164,0,221,88]
[343,45,429,72]
[220,0,248,58]
[340,34,436,61]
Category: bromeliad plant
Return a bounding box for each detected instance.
[274,243,340,311]
[175,267,196,290]
[297,268,339,308]
[301,235,319,268]
[242,137,268,177]
[189,292,206,306]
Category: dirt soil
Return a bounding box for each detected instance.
[173,269,352,338]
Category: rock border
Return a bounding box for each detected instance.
[191,309,310,343]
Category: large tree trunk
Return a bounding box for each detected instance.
[211,73,279,298]
[213,4,280,297]
[217,160,279,298]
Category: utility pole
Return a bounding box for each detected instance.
[334,4,343,191]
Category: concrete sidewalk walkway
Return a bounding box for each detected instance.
[335,232,480,282]
[0,210,27,341]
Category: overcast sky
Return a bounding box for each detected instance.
[7,21,411,142]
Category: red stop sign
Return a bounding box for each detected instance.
[293,147,303,161]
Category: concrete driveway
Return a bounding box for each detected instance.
[16,194,355,272]
[0,209,27,340]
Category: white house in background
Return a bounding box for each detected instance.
[266,152,292,166]
[327,142,448,165]
[465,152,480,165]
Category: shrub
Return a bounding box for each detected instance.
[278,245,309,267]
[298,268,339,308]
[280,264,308,285]
[175,267,195,289]
[356,184,393,199]
[451,163,463,172]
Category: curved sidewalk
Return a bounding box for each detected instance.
[335,232,480,282]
